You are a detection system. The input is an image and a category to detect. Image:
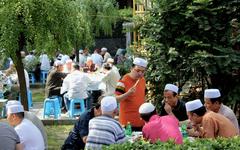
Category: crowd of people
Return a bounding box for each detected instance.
[0,46,239,150]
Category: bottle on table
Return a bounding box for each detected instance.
[125,122,132,136]
[181,123,188,138]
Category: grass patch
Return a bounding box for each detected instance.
[31,87,45,102]
[45,125,73,150]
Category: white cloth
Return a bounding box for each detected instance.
[24,69,30,89]
[15,119,44,150]
[61,55,70,64]
[25,54,36,63]
[101,66,120,96]
[61,70,91,99]
[91,53,103,68]
[39,54,51,71]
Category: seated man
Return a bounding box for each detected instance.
[139,103,183,144]
[7,103,45,150]
[185,99,238,138]
[160,84,188,121]
[6,100,48,149]
[62,101,102,150]
[204,89,239,133]
[85,96,127,149]
[61,64,91,110]
[0,122,23,150]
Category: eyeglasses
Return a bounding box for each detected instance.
[134,68,145,73]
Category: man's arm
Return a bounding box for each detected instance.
[16,143,23,150]
[116,86,136,102]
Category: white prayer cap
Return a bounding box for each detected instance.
[6,100,21,108]
[185,99,203,112]
[87,57,92,61]
[79,49,83,53]
[66,59,73,64]
[101,47,108,52]
[164,84,178,93]
[7,104,24,114]
[101,96,117,112]
[54,60,63,66]
[139,103,155,114]
[133,57,148,68]
[107,58,114,63]
[10,61,14,66]
[204,89,221,99]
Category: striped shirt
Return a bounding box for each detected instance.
[85,115,127,149]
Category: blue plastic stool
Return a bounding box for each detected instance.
[28,72,35,84]
[41,70,48,84]
[19,90,33,109]
[68,98,85,118]
[43,97,61,119]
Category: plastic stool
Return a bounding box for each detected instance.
[41,70,48,84]
[28,72,35,84]
[19,90,33,109]
[43,97,61,119]
[68,98,85,118]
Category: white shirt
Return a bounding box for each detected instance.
[103,52,111,63]
[61,70,91,99]
[219,104,239,133]
[15,118,44,150]
[39,54,51,71]
[101,66,121,96]
[91,53,103,68]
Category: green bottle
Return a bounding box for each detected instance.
[181,123,188,138]
[125,122,132,136]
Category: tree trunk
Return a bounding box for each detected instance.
[14,33,28,110]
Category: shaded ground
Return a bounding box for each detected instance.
[31,87,74,149]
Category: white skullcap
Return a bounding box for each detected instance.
[164,84,178,93]
[204,89,221,98]
[79,49,83,53]
[87,57,92,61]
[185,99,203,112]
[10,61,14,66]
[7,104,24,114]
[139,103,155,114]
[66,59,73,64]
[133,57,148,68]
[107,58,114,63]
[6,100,21,108]
[54,60,63,66]
[101,96,117,112]
[101,47,108,52]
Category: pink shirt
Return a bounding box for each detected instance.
[142,115,183,144]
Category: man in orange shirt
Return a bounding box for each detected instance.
[115,57,148,131]
[185,99,238,138]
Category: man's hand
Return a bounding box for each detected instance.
[164,103,173,115]
[82,136,88,143]
[127,86,136,95]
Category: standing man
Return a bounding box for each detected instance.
[185,99,238,138]
[115,57,147,131]
[7,104,44,150]
[204,89,239,133]
[159,84,188,121]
